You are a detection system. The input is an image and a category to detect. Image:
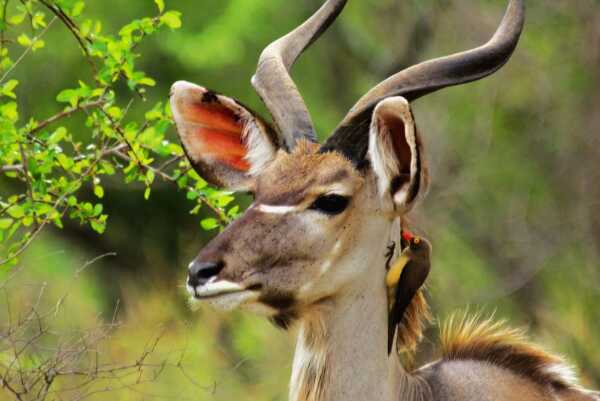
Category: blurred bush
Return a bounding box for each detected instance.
[1,0,599,399]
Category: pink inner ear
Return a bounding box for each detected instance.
[181,101,250,172]
[388,117,411,176]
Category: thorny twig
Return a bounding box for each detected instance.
[0,254,211,401]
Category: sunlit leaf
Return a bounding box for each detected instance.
[160,11,182,29]
[200,218,219,231]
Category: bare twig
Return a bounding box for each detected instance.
[38,0,97,75]
[17,141,37,229]
[0,17,57,84]
[31,99,106,135]
[0,164,23,173]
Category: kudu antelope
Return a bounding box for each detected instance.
[170,1,599,400]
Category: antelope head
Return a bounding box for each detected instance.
[171,0,524,327]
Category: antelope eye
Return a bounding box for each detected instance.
[309,194,350,215]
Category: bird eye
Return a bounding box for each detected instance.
[309,194,350,215]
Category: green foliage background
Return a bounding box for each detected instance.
[0,0,599,400]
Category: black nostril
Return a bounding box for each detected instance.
[187,261,224,287]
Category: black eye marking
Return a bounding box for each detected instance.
[309,194,350,216]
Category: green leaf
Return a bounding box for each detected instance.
[94,185,104,199]
[107,106,122,119]
[146,169,155,184]
[93,204,103,216]
[200,218,219,231]
[8,13,26,26]
[71,1,85,17]
[22,215,33,227]
[2,80,18,99]
[216,194,234,207]
[227,205,240,218]
[186,190,198,200]
[32,12,47,29]
[0,218,13,229]
[144,187,151,200]
[100,161,115,175]
[48,127,67,145]
[90,219,106,234]
[138,77,156,87]
[1,102,18,122]
[154,0,165,13]
[56,153,74,169]
[31,39,45,51]
[17,33,31,47]
[56,89,79,107]
[7,205,24,219]
[160,11,182,29]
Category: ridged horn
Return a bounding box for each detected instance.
[252,0,348,150]
[323,0,525,162]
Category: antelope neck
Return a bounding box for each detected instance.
[289,219,408,401]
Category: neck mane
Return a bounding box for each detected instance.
[289,218,430,401]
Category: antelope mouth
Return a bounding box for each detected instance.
[191,289,247,300]
[187,279,261,310]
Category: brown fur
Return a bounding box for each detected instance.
[440,313,578,391]
[396,289,431,357]
[256,140,361,206]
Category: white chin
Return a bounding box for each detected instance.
[187,280,260,311]
[206,291,259,311]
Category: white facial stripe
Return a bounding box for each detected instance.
[319,261,332,275]
[300,240,345,295]
[256,204,300,214]
[319,240,343,274]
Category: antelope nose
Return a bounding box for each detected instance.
[187,261,224,288]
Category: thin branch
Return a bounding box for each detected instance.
[0,16,57,84]
[31,99,106,135]
[107,148,228,223]
[157,155,183,172]
[1,140,121,174]
[0,376,25,401]
[38,0,97,75]
[1,98,106,173]
[17,141,36,229]
[0,142,112,266]
[0,164,23,173]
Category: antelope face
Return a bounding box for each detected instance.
[171,82,426,325]
[188,144,368,318]
[170,0,523,325]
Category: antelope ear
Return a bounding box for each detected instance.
[368,97,428,213]
[170,81,280,191]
